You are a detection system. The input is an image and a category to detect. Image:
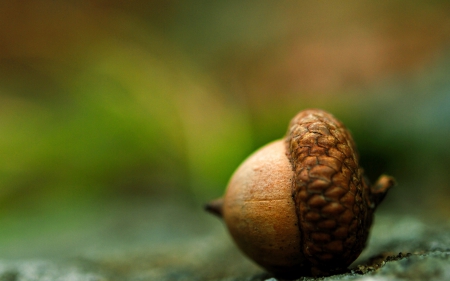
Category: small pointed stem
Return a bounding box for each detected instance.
[204,198,224,218]
[371,175,396,207]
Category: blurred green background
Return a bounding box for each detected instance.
[0,0,450,260]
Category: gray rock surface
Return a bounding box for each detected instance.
[0,199,449,281]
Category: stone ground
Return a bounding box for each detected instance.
[0,199,449,281]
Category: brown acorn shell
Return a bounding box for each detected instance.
[285,109,373,275]
[223,140,308,277]
[207,109,394,278]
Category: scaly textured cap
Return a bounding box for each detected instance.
[285,109,372,275]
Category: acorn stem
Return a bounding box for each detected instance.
[370,175,396,207]
[204,198,224,218]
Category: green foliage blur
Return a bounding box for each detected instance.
[0,0,450,249]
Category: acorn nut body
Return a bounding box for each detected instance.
[205,109,395,278]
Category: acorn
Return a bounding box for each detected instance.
[205,109,394,278]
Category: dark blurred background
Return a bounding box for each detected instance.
[0,0,450,261]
